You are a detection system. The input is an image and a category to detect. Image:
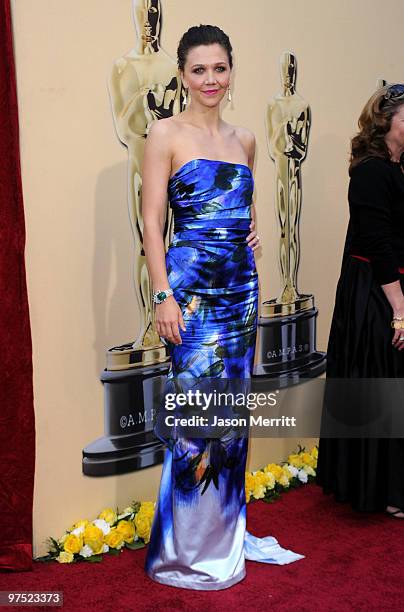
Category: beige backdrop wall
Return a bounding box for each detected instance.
[11,0,404,557]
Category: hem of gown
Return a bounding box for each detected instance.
[146,567,246,591]
[316,481,387,513]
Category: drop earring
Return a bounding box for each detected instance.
[183,87,188,108]
[227,86,232,102]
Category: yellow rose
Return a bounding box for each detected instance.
[248,471,273,498]
[288,453,303,468]
[245,472,254,502]
[301,452,316,468]
[70,519,89,532]
[264,463,283,481]
[253,471,267,486]
[105,528,125,549]
[263,471,276,489]
[252,484,266,499]
[134,514,151,543]
[311,446,318,457]
[98,508,117,526]
[116,520,136,543]
[140,501,155,513]
[245,472,254,492]
[137,502,155,520]
[303,465,316,477]
[56,551,74,563]
[278,474,290,487]
[83,524,104,554]
[281,466,292,481]
[63,534,83,555]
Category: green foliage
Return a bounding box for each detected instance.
[126,540,146,551]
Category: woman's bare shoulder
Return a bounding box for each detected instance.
[148,116,189,150]
[234,124,255,140]
[233,125,256,158]
[147,117,186,162]
[148,116,181,137]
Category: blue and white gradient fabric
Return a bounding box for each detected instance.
[145,158,304,590]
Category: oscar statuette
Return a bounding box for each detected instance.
[83,0,184,475]
[253,52,326,383]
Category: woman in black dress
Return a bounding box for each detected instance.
[317,84,404,517]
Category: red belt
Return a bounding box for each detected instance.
[351,254,404,274]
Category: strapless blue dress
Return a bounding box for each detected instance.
[145,158,304,590]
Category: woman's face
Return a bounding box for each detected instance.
[385,103,404,151]
[181,43,231,107]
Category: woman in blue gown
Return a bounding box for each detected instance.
[142,25,304,590]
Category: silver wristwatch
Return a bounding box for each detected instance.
[152,288,174,304]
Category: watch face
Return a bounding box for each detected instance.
[157,291,166,302]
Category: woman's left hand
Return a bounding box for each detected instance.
[391,307,404,351]
[246,219,261,251]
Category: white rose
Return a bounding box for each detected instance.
[103,544,109,553]
[79,544,94,558]
[298,469,308,483]
[92,519,111,535]
[285,464,298,477]
[71,525,85,537]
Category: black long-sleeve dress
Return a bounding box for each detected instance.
[316,155,404,512]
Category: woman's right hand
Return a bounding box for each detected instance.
[155,296,186,345]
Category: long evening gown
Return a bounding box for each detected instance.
[317,157,404,512]
[145,158,304,590]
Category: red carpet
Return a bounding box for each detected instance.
[1,483,403,611]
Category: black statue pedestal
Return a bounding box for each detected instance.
[82,361,170,476]
[253,294,326,384]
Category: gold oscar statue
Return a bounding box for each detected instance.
[83,0,184,476]
[106,0,183,371]
[254,52,326,380]
[265,51,312,314]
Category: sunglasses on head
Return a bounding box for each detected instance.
[380,83,404,107]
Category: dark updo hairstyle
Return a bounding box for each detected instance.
[177,24,233,73]
[349,83,404,174]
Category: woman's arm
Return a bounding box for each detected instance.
[349,159,399,285]
[240,128,260,251]
[142,119,185,344]
[381,280,404,349]
[349,159,404,349]
[381,281,404,311]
